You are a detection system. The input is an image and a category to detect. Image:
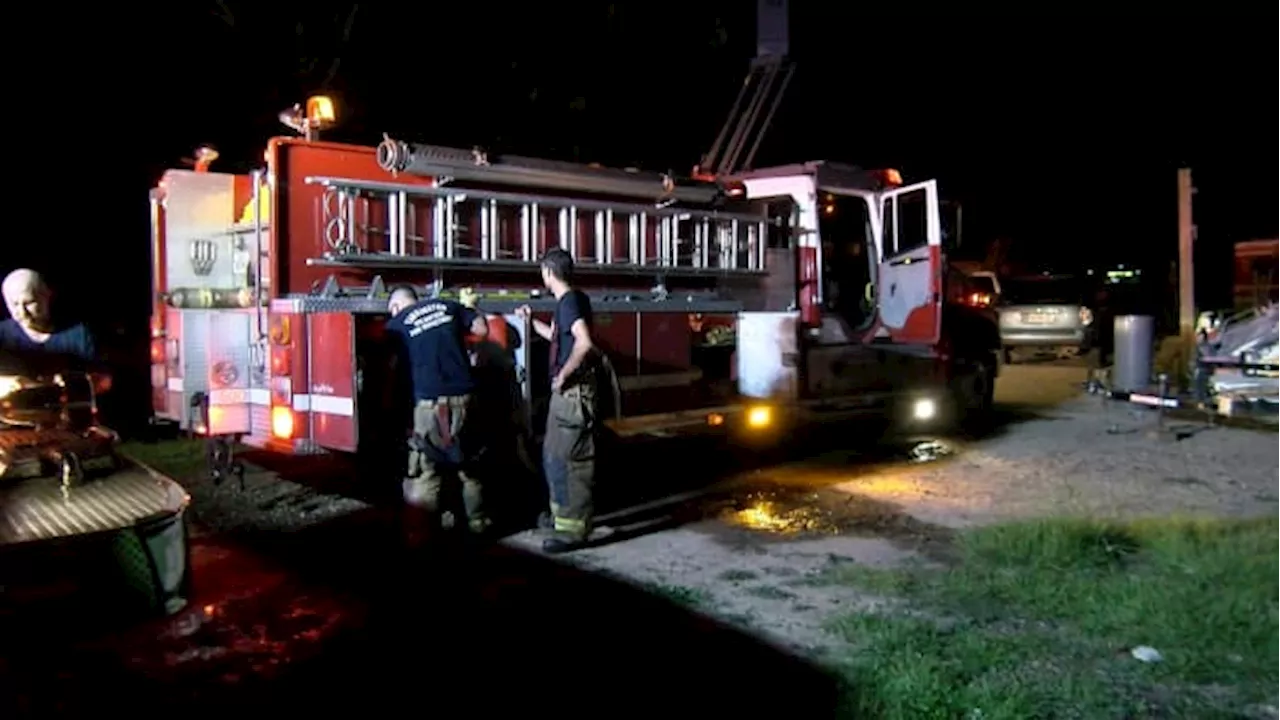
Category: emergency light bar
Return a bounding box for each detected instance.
[280,95,338,141]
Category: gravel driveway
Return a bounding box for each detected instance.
[505,363,1279,655]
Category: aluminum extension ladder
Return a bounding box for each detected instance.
[305,175,769,274]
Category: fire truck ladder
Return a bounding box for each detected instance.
[696,55,794,179]
[695,0,795,179]
[377,138,721,206]
[304,175,769,277]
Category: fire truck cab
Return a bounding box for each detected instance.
[147,99,998,472]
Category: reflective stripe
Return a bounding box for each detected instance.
[200,388,270,406]
[553,517,585,533]
[208,389,248,406]
[270,298,305,314]
[291,393,354,416]
[170,384,269,405]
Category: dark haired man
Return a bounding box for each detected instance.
[515,248,598,554]
[386,284,491,536]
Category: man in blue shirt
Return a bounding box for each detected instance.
[385,284,491,535]
[0,269,97,372]
[515,248,599,554]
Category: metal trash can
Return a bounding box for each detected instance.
[109,503,192,615]
[1113,315,1155,392]
[0,468,192,621]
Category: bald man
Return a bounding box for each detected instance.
[0,269,97,369]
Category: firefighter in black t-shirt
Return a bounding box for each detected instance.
[515,249,598,554]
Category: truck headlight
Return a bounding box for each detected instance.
[746,406,772,429]
[912,398,938,421]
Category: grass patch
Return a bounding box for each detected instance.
[120,439,208,481]
[643,582,711,608]
[825,516,1279,719]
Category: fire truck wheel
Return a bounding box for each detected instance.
[951,358,995,433]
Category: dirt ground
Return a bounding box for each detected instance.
[504,362,1280,657]
[11,361,1272,716]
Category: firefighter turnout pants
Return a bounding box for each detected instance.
[542,383,597,541]
[405,395,488,532]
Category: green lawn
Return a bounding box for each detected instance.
[121,439,209,481]
[824,517,1279,719]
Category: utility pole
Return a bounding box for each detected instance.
[1177,168,1196,338]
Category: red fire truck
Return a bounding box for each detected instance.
[147,96,999,473]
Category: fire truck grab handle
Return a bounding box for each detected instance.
[813,238,824,305]
[865,282,875,303]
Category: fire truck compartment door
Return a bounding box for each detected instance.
[307,312,358,452]
[876,180,942,346]
[736,311,800,401]
[205,310,255,436]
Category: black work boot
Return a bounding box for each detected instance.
[542,534,588,555]
[466,516,494,542]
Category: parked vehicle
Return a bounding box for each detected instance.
[964,270,1000,309]
[996,274,1095,362]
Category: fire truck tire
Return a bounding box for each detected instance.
[950,357,996,433]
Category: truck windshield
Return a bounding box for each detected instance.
[1001,277,1084,305]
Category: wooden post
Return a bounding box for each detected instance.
[1177,168,1196,339]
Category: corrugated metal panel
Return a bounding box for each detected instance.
[0,470,189,545]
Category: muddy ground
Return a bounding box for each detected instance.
[505,362,1280,657]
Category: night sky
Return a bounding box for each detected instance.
[9,4,1277,331]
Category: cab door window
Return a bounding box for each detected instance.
[881,186,929,258]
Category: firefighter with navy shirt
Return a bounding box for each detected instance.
[515,249,599,554]
[386,284,491,535]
